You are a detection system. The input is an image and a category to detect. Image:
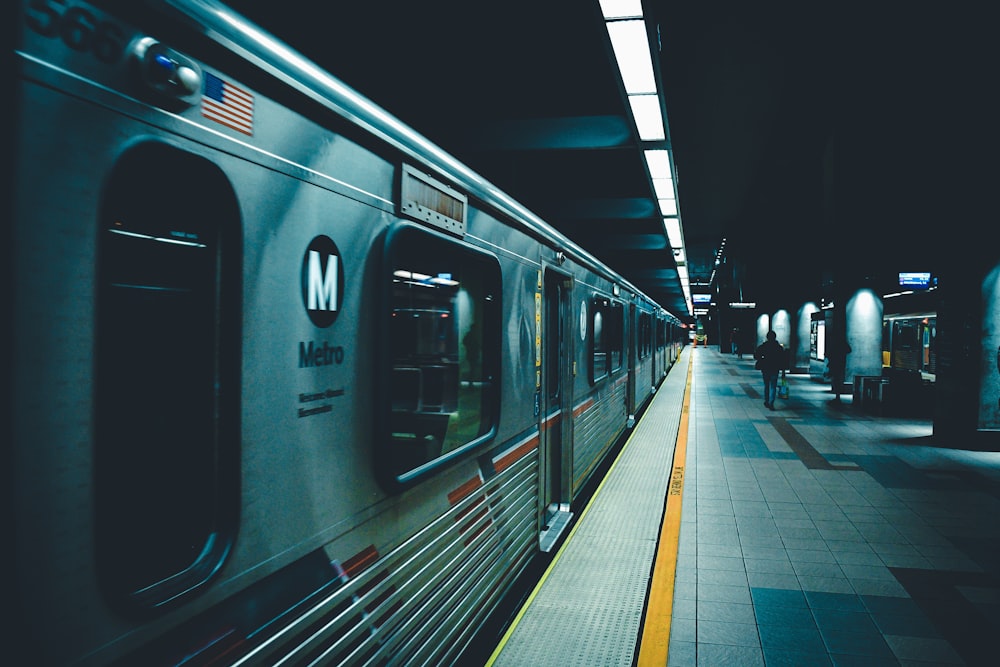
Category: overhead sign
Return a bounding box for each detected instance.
[899,272,931,288]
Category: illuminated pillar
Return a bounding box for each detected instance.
[845,288,884,383]
[794,302,819,374]
[771,309,791,349]
[755,314,770,349]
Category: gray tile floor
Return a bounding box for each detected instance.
[668,347,1000,667]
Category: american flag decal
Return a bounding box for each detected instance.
[202,72,254,136]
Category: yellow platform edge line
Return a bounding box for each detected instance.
[637,354,693,667]
[486,351,691,667]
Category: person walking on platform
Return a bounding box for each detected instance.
[755,330,785,410]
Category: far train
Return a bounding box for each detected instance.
[10,0,687,664]
[882,312,936,381]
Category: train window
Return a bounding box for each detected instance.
[638,312,652,360]
[95,142,240,611]
[380,224,501,486]
[589,297,623,383]
[638,313,645,360]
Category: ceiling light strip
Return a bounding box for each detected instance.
[602,3,691,315]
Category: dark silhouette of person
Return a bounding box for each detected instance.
[755,330,785,410]
[827,337,851,402]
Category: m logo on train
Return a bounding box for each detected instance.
[301,235,344,328]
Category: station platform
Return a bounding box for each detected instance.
[487,345,1000,666]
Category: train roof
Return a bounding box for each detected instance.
[113,0,682,323]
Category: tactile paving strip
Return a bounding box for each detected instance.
[491,350,689,666]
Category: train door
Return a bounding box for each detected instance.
[539,269,574,552]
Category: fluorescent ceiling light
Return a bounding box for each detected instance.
[600,0,643,19]
[643,149,671,177]
[652,178,675,201]
[109,228,207,248]
[602,6,689,314]
[606,20,656,94]
[629,95,664,140]
[393,270,431,281]
[430,276,459,286]
[664,217,682,247]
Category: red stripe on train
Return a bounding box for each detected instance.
[494,435,539,473]
[448,476,484,506]
[341,545,379,579]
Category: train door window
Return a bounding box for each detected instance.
[608,300,624,372]
[545,277,564,404]
[638,312,652,360]
[648,316,654,356]
[589,297,623,383]
[95,142,240,611]
[591,302,607,383]
[380,224,501,486]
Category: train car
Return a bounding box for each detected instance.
[882,312,937,381]
[10,1,686,665]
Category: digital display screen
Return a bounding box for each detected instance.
[692,293,711,304]
[899,272,931,288]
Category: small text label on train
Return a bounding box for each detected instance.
[299,341,345,367]
[297,387,345,418]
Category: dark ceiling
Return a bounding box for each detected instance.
[222,0,991,323]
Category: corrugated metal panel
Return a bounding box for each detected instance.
[235,454,539,666]
[573,380,627,492]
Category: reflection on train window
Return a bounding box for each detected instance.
[384,225,500,483]
[95,142,240,611]
[590,297,623,383]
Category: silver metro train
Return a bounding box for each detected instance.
[10,1,686,664]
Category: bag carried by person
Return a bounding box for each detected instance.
[778,371,789,399]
